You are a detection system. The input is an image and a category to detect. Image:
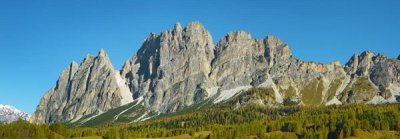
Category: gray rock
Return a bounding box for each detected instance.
[33,22,400,124]
[121,22,215,113]
[30,49,133,124]
[122,22,399,111]
[343,51,400,103]
[345,51,375,76]
[210,31,268,90]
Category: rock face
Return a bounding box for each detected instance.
[122,22,400,113]
[30,49,133,124]
[32,22,400,124]
[210,32,267,90]
[121,22,400,113]
[341,52,400,103]
[121,22,214,113]
[265,36,347,106]
[0,104,29,123]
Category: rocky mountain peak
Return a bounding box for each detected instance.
[146,33,159,41]
[345,54,359,73]
[184,21,205,32]
[397,54,400,60]
[184,22,212,43]
[228,31,252,39]
[80,49,114,73]
[0,104,29,123]
[345,51,376,76]
[332,61,342,67]
[98,48,107,57]
[95,49,114,68]
[264,35,292,67]
[373,53,388,62]
[71,60,78,66]
[83,54,95,63]
[30,49,133,124]
[360,51,373,73]
[225,31,252,42]
[68,61,79,81]
[265,35,285,46]
[216,31,253,53]
[55,61,79,90]
[360,51,375,61]
[173,22,182,33]
[120,22,216,113]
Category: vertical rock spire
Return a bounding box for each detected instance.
[98,48,107,57]
[173,22,182,34]
[30,49,133,124]
[345,54,359,74]
[122,22,215,113]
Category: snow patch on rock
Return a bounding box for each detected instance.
[114,96,143,121]
[325,97,342,106]
[387,83,400,103]
[79,110,104,124]
[115,71,134,105]
[133,111,149,122]
[70,115,82,123]
[367,96,388,104]
[206,87,220,98]
[0,104,29,123]
[213,85,252,103]
[257,78,283,103]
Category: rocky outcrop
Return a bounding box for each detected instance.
[345,51,375,76]
[209,33,347,106]
[264,36,347,105]
[30,49,133,124]
[210,31,267,91]
[121,22,215,113]
[342,52,400,103]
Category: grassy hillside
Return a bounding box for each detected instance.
[67,98,158,127]
[2,89,400,139]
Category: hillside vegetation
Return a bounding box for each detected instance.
[2,89,400,139]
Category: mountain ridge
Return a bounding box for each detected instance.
[30,49,134,124]
[0,104,29,123]
[30,22,400,124]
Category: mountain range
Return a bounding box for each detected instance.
[0,104,29,123]
[29,22,400,125]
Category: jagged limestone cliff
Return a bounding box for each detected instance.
[32,22,400,124]
[120,22,215,113]
[121,22,399,113]
[341,52,400,104]
[30,50,133,124]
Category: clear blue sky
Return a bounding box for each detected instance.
[0,0,399,114]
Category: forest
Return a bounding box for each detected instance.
[1,89,400,139]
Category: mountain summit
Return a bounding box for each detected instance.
[0,104,29,123]
[31,22,400,124]
[30,50,133,124]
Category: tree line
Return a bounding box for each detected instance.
[1,88,400,139]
